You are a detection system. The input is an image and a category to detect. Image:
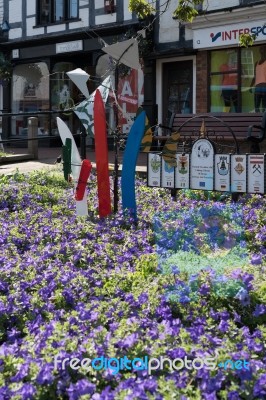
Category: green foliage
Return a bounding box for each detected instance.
[162,247,248,276]
[0,52,12,81]
[173,1,198,22]
[129,0,156,19]
[239,33,257,48]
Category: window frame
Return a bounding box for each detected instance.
[37,0,79,26]
[207,43,265,113]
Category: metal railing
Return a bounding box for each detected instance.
[0,109,88,159]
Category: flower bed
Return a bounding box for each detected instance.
[0,171,265,399]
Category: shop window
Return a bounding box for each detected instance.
[12,62,49,135]
[50,62,80,136]
[209,46,266,113]
[38,0,78,25]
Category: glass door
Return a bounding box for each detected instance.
[162,61,193,127]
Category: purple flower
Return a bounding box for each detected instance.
[227,391,241,400]
[234,288,250,306]
[199,283,210,296]
[10,363,29,382]
[218,320,229,333]
[251,253,262,265]
[253,374,266,397]
[67,379,96,400]
[15,383,36,400]
[36,363,54,385]
[253,304,266,317]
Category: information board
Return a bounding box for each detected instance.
[231,155,247,192]
[175,153,190,189]
[147,153,161,187]
[247,154,265,194]
[190,139,214,190]
[215,154,230,192]
[161,159,175,188]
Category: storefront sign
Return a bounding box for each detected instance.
[56,40,83,54]
[193,20,266,49]
[190,139,214,190]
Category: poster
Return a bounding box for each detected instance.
[117,68,144,134]
[247,154,265,194]
[231,155,247,192]
[161,159,175,188]
[147,153,161,187]
[175,153,190,189]
[215,154,230,191]
[190,139,215,190]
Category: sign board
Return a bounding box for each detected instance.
[190,139,215,190]
[231,155,247,192]
[147,151,266,194]
[215,154,230,192]
[193,20,266,49]
[147,153,161,187]
[247,154,265,194]
[161,159,175,188]
[175,153,190,189]
[56,40,83,54]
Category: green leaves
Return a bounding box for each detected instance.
[239,33,257,48]
[173,1,198,22]
[129,0,156,19]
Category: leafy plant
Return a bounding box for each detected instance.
[0,52,12,81]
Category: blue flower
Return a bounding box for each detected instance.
[235,288,250,306]
[251,254,262,265]
[253,304,266,317]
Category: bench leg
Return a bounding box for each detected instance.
[231,192,240,202]
[250,142,260,153]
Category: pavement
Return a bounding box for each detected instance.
[0,146,148,176]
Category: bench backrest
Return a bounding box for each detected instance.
[172,113,264,141]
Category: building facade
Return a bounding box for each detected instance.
[0,0,146,139]
[0,0,266,140]
[144,0,266,128]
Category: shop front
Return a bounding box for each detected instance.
[193,17,266,114]
[4,29,144,144]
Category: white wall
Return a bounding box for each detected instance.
[203,0,239,11]
[159,0,180,43]
[9,0,22,23]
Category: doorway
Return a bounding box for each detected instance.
[162,60,193,127]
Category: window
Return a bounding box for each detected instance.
[12,62,49,135]
[209,45,266,113]
[104,0,116,13]
[38,0,78,25]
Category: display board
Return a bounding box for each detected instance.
[147,138,266,194]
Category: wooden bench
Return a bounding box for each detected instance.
[153,112,265,153]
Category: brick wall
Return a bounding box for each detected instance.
[196,51,208,113]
